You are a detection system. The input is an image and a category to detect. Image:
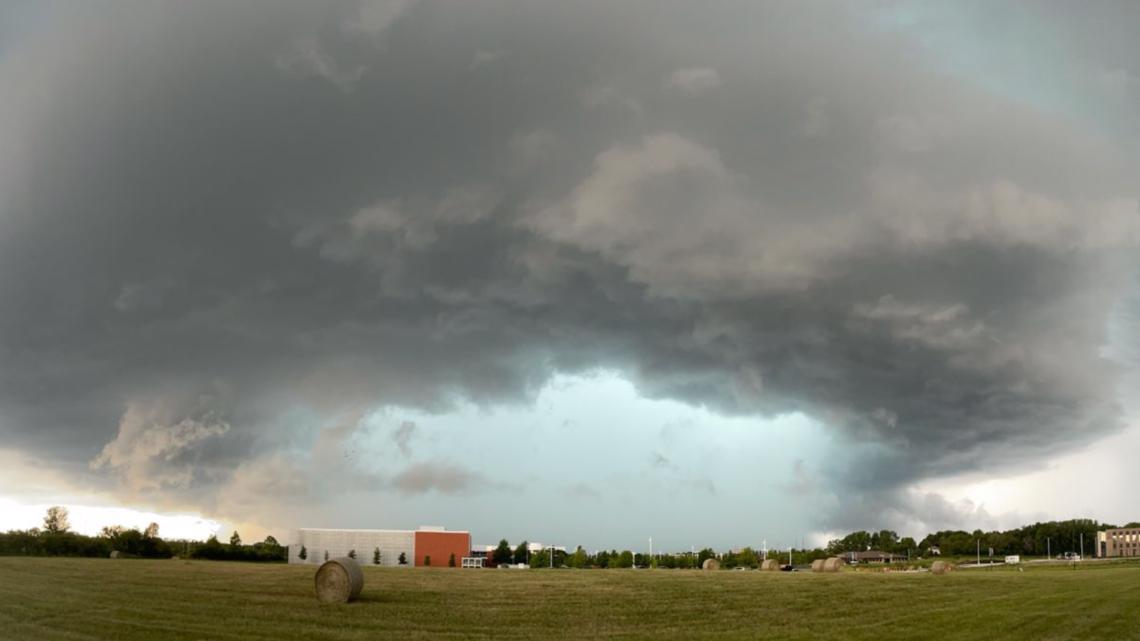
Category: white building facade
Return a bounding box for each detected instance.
[290,528,415,566]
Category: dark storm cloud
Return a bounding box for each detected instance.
[0,0,1137,530]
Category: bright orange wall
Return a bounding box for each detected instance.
[414,531,470,567]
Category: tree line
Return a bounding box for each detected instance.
[0,506,286,562]
[488,518,1135,570]
[486,538,830,569]
[824,519,1135,559]
[4,508,1133,565]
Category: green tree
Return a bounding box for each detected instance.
[615,550,634,568]
[264,535,279,547]
[348,549,356,559]
[298,545,308,561]
[514,540,530,565]
[324,550,329,561]
[43,506,70,533]
[697,548,715,568]
[530,549,551,568]
[872,530,899,551]
[373,547,381,565]
[492,539,513,565]
[230,531,242,547]
[398,552,408,565]
[449,553,456,567]
[737,547,758,568]
[569,546,589,568]
[898,537,917,556]
[424,555,431,566]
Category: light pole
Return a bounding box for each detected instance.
[649,538,653,569]
[976,539,980,567]
[1047,537,1051,560]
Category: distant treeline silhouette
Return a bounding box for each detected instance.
[3,506,1134,564]
[0,506,285,561]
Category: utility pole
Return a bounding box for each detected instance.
[649,538,653,568]
[1080,533,1084,560]
[976,539,980,567]
[1047,537,1051,560]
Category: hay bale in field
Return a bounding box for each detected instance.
[759,559,779,571]
[811,559,826,572]
[931,561,953,575]
[315,557,364,603]
[701,558,721,571]
[109,550,120,559]
[823,557,844,573]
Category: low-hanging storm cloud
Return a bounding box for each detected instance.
[1,0,1138,542]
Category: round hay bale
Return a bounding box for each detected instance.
[701,558,720,571]
[823,557,844,573]
[931,561,953,575]
[811,559,826,572]
[315,557,364,603]
[109,550,120,559]
[759,559,779,571]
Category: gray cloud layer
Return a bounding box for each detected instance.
[0,0,1137,534]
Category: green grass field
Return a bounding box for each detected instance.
[2,558,1139,640]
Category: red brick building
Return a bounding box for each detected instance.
[414,528,471,567]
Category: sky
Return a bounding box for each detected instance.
[0,0,1138,551]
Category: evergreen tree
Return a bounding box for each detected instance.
[373,547,381,565]
[348,549,356,559]
[448,553,456,567]
[513,540,530,565]
[229,531,242,547]
[492,539,513,565]
[398,552,407,565]
[324,550,329,561]
[298,545,308,561]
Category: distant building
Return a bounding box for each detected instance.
[1097,528,1140,558]
[844,550,907,564]
[289,526,470,567]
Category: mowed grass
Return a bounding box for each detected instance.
[2,558,1140,640]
